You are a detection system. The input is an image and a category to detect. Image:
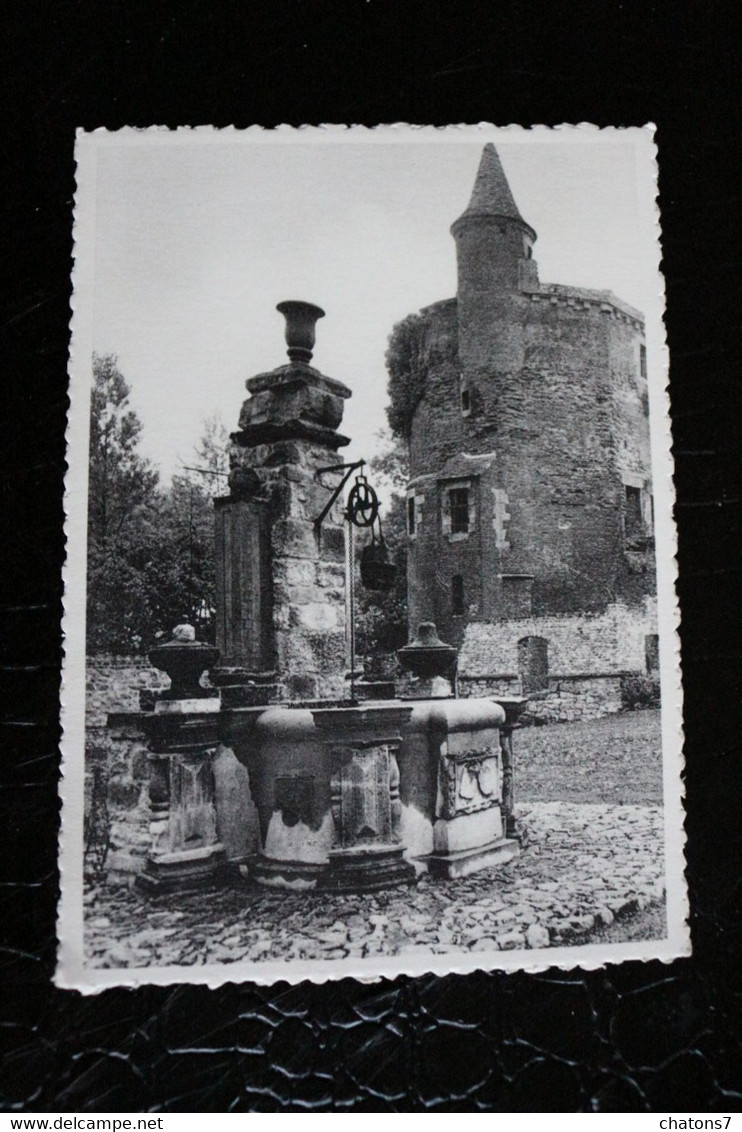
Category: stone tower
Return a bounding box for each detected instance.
[399,145,656,706]
[212,302,351,704]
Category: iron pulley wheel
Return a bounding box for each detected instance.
[346,479,380,528]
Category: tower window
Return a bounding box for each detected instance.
[645,633,660,673]
[407,496,416,536]
[640,344,647,380]
[461,387,470,413]
[449,488,470,534]
[452,574,465,616]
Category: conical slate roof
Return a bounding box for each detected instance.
[452,144,536,239]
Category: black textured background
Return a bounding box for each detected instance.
[1,0,740,1113]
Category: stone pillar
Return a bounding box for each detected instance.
[138,706,226,893]
[212,302,352,705]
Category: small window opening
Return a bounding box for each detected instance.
[645,633,660,673]
[449,488,470,535]
[461,388,470,413]
[407,496,416,536]
[639,344,647,380]
[452,574,465,616]
[624,485,643,538]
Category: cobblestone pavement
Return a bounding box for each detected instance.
[85,803,665,969]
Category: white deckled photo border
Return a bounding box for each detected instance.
[58,123,688,991]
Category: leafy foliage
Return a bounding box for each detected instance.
[86,355,221,653]
[385,312,427,440]
[620,672,661,711]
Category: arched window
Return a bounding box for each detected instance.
[452,574,465,616]
[518,636,549,694]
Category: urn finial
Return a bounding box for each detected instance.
[276,300,325,364]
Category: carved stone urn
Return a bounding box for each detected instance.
[148,624,219,700]
[397,621,458,679]
[396,621,458,698]
[276,300,325,364]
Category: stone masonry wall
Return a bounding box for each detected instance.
[85,656,170,879]
[459,597,658,677]
[406,283,653,649]
[457,598,658,723]
[459,674,624,724]
[86,655,170,731]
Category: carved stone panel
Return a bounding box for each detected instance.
[329,744,398,848]
[438,748,500,821]
[168,752,219,853]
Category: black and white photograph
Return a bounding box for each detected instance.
[58,125,687,990]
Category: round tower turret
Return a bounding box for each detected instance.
[451,144,537,297]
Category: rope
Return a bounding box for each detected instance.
[347,515,356,703]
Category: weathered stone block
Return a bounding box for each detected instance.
[289,602,341,633]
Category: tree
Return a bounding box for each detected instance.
[87,355,160,653]
[88,354,159,549]
[385,312,427,441]
[186,412,229,499]
[87,357,223,653]
[354,434,410,663]
[134,475,217,643]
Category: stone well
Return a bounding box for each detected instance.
[112,302,523,895]
[214,695,520,889]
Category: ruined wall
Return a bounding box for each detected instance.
[458,597,658,677]
[407,300,462,476]
[457,597,658,722]
[459,674,624,724]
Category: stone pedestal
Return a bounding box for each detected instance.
[426,745,519,878]
[138,702,226,893]
[406,698,520,879]
[312,704,416,892]
[396,673,454,700]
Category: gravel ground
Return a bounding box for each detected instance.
[516,709,662,805]
[85,801,665,969]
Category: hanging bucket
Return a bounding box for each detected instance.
[360,538,396,591]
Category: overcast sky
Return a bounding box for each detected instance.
[86,127,660,486]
